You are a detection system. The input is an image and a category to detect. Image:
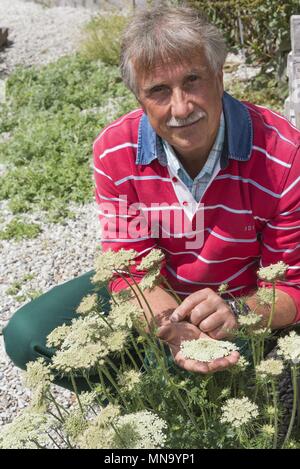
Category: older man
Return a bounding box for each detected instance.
[4,5,300,383]
[93,5,300,373]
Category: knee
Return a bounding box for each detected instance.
[3,310,44,370]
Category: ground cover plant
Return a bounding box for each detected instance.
[1,250,299,449]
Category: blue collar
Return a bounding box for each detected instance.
[135,91,253,167]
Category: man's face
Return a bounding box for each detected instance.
[136,53,224,161]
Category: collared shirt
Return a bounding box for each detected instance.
[161,112,225,202]
[93,92,300,322]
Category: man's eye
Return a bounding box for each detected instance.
[187,75,200,83]
[150,86,167,94]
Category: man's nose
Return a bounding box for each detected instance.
[171,88,193,119]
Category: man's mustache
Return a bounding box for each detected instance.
[167,110,206,127]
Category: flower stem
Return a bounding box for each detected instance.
[282,365,298,448]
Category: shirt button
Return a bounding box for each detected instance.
[182,201,188,206]
[172,177,178,183]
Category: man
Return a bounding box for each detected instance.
[93,5,300,373]
[4,5,300,383]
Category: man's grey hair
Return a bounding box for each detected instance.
[120,4,227,97]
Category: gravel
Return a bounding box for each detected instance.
[0,0,100,428]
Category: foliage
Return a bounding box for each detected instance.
[0,54,137,224]
[80,14,129,66]
[187,0,300,70]
[0,219,42,241]
[1,252,299,449]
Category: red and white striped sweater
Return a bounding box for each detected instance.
[93,93,300,321]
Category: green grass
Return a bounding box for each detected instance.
[0,54,137,226]
[0,219,42,241]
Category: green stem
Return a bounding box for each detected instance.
[271,380,279,449]
[282,365,298,448]
[267,282,276,330]
[102,364,129,409]
[69,372,84,415]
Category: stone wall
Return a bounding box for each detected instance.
[285,16,300,128]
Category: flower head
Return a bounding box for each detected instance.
[114,411,167,449]
[238,312,263,327]
[180,338,238,362]
[261,424,275,437]
[256,358,284,378]
[277,331,300,364]
[118,370,142,392]
[23,358,53,392]
[93,249,137,284]
[76,294,98,315]
[257,287,275,306]
[46,323,71,348]
[0,410,56,449]
[136,249,165,271]
[109,302,143,330]
[139,268,161,291]
[218,283,228,294]
[257,261,288,282]
[220,397,259,429]
[51,343,108,374]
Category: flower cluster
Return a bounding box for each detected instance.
[220,397,259,429]
[238,312,262,327]
[118,370,142,392]
[257,261,288,282]
[180,338,238,362]
[93,249,137,284]
[257,287,274,306]
[76,294,98,315]
[277,331,300,364]
[256,358,284,378]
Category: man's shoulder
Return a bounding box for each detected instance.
[93,108,143,153]
[243,100,300,155]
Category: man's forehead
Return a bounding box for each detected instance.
[138,57,210,86]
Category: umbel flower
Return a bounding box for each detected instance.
[109,302,143,329]
[136,249,165,271]
[218,283,228,294]
[139,268,161,291]
[257,287,274,306]
[0,409,56,449]
[23,358,53,392]
[51,342,109,374]
[180,338,238,362]
[256,358,284,378]
[93,249,137,284]
[277,331,300,364]
[114,411,167,449]
[118,370,142,392]
[220,397,259,429]
[238,312,262,327]
[76,293,98,315]
[257,261,288,282]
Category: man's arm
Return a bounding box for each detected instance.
[170,286,297,339]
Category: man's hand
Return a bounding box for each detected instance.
[170,288,237,339]
[157,321,240,373]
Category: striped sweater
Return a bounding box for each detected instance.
[93,92,300,322]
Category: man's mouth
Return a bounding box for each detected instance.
[168,116,204,129]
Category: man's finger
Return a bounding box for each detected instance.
[170,290,209,322]
[174,351,210,373]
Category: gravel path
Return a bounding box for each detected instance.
[0,0,100,427]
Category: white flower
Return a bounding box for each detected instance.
[238,312,262,327]
[76,294,98,315]
[109,302,143,329]
[277,331,300,364]
[180,338,238,362]
[23,358,53,392]
[220,397,259,429]
[93,249,137,284]
[218,283,228,294]
[115,411,167,449]
[261,424,275,437]
[257,287,274,306]
[136,249,165,271]
[256,358,284,378]
[257,261,288,282]
[118,370,142,392]
[139,268,161,291]
[0,410,56,449]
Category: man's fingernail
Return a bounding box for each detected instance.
[170,313,179,322]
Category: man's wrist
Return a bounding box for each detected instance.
[226,299,251,318]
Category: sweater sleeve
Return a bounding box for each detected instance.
[93,129,166,293]
[258,146,300,322]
